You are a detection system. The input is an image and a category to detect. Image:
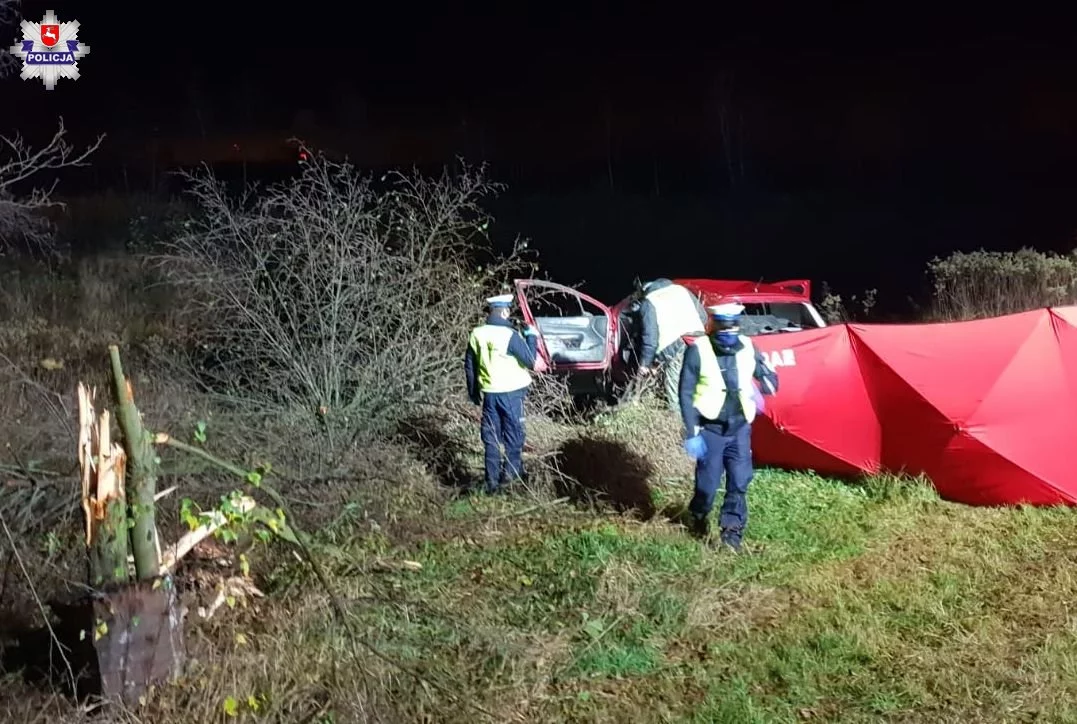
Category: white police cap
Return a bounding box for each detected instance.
[486,293,515,308]
[707,302,745,320]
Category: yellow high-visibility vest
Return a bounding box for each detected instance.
[469,324,532,393]
[690,335,758,422]
[646,284,704,351]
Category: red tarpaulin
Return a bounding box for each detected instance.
[748,307,1077,506]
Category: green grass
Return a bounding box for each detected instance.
[166,459,1077,724]
[9,405,1077,722]
[10,193,1077,724]
[10,454,1077,724]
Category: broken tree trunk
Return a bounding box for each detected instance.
[73,352,184,707]
[78,383,130,587]
[108,345,160,581]
[91,577,185,706]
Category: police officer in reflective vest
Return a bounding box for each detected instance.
[635,279,708,410]
[679,302,779,551]
[464,294,542,494]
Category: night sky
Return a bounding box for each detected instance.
[4,3,1077,308]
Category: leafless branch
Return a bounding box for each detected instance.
[0,118,105,255]
[0,0,20,79]
[154,143,538,469]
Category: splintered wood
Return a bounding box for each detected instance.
[77,382,127,547]
[74,376,186,706]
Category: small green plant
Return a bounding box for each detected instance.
[175,421,298,549]
[221,692,268,718]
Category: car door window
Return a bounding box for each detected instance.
[524,286,609,364]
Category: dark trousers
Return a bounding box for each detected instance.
[480,389,527,490]
[689,422,753,543]
[658,340,687,412]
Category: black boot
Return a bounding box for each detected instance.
[690,515,710,540]
[719,528,743,554]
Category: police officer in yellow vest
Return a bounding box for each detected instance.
[464,294,542,494]
[635,279,708,410]
[679,302,778,551]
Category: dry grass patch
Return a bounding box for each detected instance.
[594,559,647,616]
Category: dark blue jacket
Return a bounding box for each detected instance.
[678,335,779,436]
[464,315,539,403]
[637,279,707,367]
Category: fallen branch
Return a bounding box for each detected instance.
[369,559,423,573]
[158,495,256,575]
[0,462,73,479]
[154,485,178,502]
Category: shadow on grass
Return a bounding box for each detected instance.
[0,598,100,702]
[397,416,475,493]
[553,436,657,520]
[658,500,693,530]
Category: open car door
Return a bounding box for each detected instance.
[513,279,616,373]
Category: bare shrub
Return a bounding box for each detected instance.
[818,281,878,323]
[927,248,1077,321]
[524,365,576,420]
[0,0,18,79]
[158,146,536,468]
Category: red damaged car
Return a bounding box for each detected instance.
[513,277,827,401]
[516,278,1077,509]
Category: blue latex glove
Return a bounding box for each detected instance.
[523,325,539,337]
[683,435,707,461]
[752,386,766,415]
